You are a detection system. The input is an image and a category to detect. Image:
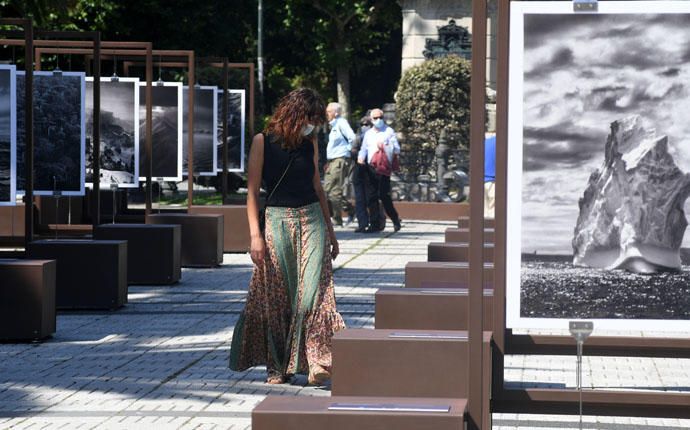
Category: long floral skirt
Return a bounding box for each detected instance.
[228,202,346,377]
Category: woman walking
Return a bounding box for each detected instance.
[229,88,346,385]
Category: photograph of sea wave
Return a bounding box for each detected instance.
[216,89,244,172]
[138,83,182,181]
[183,86,216,176]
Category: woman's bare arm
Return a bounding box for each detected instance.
[312,138,339,260]
[247,133,265,265]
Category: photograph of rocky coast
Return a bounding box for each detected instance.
[183,86,216,176]
[0,65,15,204]
[86,78,139,187]
[216,89,244,172]
[138,83,182,181]
[16,71,85,195]
[509,6,690,329]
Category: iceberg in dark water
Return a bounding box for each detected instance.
[572,116,690,274]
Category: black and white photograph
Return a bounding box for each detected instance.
[507,2,690,331]
[0,65,16,205]
[86,77,139,188]
[216,89,245,173]
[138,82,183,181]
[183,85,217,176]
[16,71,86,196]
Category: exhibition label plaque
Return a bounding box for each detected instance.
[328,403,450,413]
[388,332,468,340]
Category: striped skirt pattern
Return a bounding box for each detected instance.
[229,202,346,377]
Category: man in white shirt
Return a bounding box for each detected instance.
[357,108,402,233]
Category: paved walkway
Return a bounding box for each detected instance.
[1,220,689,429]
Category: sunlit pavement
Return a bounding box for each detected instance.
[1,220,689,429]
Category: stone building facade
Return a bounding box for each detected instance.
[400,0,498,93]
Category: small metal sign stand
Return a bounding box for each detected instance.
[569,321,594,430]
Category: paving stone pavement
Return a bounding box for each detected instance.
[1,220,690,429]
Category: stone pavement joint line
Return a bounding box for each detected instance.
[1,220,689,429]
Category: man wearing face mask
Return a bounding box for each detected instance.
[358,108,402,233]
[324,102,356,226]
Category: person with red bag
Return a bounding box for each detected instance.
[357,108,402,233]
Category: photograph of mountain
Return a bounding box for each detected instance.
[138,82,182,181]
[16,71,85,196]
[216,89,245,173]
[0,65,16,205]
[183,85,217,176]
[507,2,690,331]
[86,78,139,187]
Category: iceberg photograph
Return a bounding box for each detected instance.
[508,4,690,329]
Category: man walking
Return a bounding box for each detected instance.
[324,102,356,226]
[358,108,402,233]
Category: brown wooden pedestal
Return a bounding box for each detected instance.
[332,329,492,399]
[445,227,495,243]
[405,261,493,289]
[0,259,56,340]
[375,288,493,330]
[26,240,127,310]
[189,205,250,253]
[253,396,467,430]
[147,213,223,267]
[0,204,24,246]
[94,224,181,285]
[458,216,494,229]
[428,242,494,263]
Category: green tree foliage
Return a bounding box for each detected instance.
[1,0,402,124]
[0,0,116,30]
[263,0,401,119]
[396,55,472,152]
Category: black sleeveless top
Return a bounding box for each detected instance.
[262,133,319,208]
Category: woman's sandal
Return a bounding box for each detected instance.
[266,372,286,385]
[307,365,331,386]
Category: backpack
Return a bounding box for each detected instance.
[370,147,392,176]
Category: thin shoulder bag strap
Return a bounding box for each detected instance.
[265,148,295,205]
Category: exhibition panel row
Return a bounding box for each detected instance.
[0,64,246,203]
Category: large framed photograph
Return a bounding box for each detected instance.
[17,71,86,196]
[138,82,183,182]
[183,85,217,176]
[216,89,245,173]
[0,65,16,205]
[507,1,690,332]
[86,77,140,188]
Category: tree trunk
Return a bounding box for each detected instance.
[336,64,351,121]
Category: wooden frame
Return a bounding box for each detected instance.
[118,50,196,212]
[0,26,104,237]
[34,43,156,216]
[123,58,254,206]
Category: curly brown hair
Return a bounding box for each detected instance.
[264,88,327,150]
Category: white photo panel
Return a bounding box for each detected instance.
[507,1,690,332]
[138,82,183,182]
[85,77,140,188]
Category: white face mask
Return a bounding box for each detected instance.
[302,124,315,136]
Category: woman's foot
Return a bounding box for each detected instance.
[307,365,331,385]
[266,370,287,384]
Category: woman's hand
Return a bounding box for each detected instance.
[250,235,266,266]
[330,233,339,260]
